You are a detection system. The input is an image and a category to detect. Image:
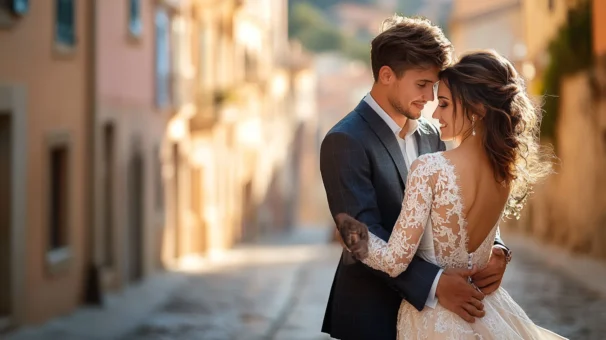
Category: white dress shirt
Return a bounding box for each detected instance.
[364,93,443,309]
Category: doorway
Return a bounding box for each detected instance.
[0,114,12,329]
[172,143,181,259]
[127,150,144,282]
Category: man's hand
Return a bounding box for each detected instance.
[335,213,369,260]
[472,247,507,295]
[436,266,485,323]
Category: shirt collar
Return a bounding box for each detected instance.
[363,93,419,138]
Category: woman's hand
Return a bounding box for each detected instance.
[335,213,370,260]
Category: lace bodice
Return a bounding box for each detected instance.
[362,153,499,277]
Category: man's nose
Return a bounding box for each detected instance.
[425,87,435,102]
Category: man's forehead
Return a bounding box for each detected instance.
[404,66,439,82]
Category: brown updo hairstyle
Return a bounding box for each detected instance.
[438,50,555,218]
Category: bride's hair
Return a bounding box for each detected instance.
[438,50,556,218]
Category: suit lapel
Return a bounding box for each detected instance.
[415,119,435,156]
[354,100,408,185]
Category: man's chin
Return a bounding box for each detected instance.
[406,111,422,120]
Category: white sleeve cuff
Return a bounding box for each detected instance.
[425,268,443,309]
[493,244,508,252]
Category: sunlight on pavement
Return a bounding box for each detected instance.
[173,243,340,274]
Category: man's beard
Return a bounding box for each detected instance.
[388,96,419,120]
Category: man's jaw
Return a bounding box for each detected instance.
[412,101,426,111]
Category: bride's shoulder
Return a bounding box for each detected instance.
[411,152,449,175]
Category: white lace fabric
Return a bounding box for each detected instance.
[361,153,566,340]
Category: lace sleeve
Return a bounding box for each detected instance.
[361,157,435,277]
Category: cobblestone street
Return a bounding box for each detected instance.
[122,230,606,340]
[7,229,606,340]
[501,240,606,339]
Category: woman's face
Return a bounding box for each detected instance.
[432,81,472,142]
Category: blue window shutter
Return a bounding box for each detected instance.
[11,0,29,15]
[55,0,75,46]
[129,0,142,37]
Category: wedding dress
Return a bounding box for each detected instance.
[361,152,566,340]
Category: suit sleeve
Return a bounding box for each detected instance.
[320,131,441,311]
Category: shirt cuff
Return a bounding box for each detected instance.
[493,244,508,252]
[425,268,443,309]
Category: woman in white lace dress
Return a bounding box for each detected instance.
[337,50,566,339]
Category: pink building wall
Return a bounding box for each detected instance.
[96,0,155,108]
[0,0,92,324]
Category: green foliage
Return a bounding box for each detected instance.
[288,0,374,12]
[288,1,371,63]
[341,38,370,63]
[287,0,450,64]
[541,2,593,142]
[396,0,424,16]
[288,2,329,39]
[289,2,342,51]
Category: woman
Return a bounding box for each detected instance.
[337,50,565,339]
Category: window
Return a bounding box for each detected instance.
[102,124,115,266]
[155,9,171,108]
[55,0,75,47]
[49,145,69,252]
[128,0,142,38]
[10,0,29,15]
[45,133,72,272]
[154,145,164,211]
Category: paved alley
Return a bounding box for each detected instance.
[6,229,606,340]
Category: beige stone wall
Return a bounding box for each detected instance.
[507,69,606,259]
[522,0,569,65]
[450,0,524,63]
[594,0,606,57]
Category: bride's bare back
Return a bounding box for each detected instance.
[443,147,510,254]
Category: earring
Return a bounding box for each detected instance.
[472,116,476,136]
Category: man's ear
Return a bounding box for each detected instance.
[378,66,395,85]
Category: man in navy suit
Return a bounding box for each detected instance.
[320,16,511,340]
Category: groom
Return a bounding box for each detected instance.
[319,16,512,340]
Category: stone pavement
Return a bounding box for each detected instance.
[4,228,606,340]
[121,231,606,340]
[501,234,606,340]
[3,228,338,340]
[120,228,338,340]
[3,270,188,340]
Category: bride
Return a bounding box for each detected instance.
[337,50,566,339]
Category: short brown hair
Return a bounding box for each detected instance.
[371,15,454,81]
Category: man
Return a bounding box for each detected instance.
[320,16,511,340]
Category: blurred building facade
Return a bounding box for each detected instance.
[450,0,525,66]
[595,0,606,57]
[0,0,95,327]
[92,0,169,298]
[510,0,606,260]
[520,0,571,92]
[0,0,318,330]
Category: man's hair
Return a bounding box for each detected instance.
[370,15,454,81]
